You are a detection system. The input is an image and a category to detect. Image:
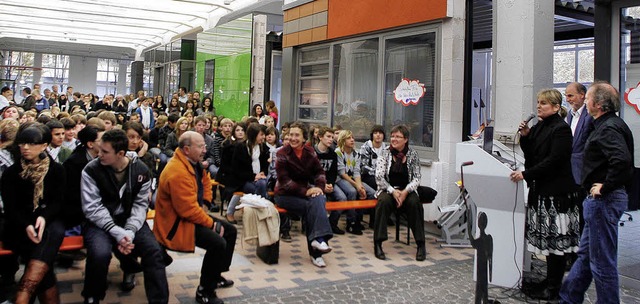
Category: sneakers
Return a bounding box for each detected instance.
[281,231,292,242]
[310,240,332,253]
[196,286,224,304]
[310,256,326,268]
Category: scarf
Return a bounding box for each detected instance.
[390,144,409,173]
[19,156,50,211]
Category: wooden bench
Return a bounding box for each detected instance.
[0,210,158,256]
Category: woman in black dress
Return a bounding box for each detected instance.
[510,89,580,300]
[1,123,66,303]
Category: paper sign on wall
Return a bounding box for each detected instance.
[624,82,640,115]
[394,78,426,106]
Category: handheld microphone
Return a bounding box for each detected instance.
[518,113,535,130]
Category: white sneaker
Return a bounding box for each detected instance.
[310,240,332,253]
[310,256,326,268]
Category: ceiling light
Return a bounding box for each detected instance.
[224,0,233,5]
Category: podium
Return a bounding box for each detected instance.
[456,140,527,288]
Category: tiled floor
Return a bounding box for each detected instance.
[3,210,639,303]
[55,215,475,303]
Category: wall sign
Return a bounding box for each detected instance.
[393,78,426,106]
[624,82,640,115]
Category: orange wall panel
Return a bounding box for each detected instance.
[327,0,447,39]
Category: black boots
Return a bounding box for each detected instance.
[374,241,386,260]
[416,242,426,261]
[346,221,363,235]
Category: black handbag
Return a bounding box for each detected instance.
[417,186,437,203]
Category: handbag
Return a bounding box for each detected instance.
[417,186,437,203]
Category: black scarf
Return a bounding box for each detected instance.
[390,145,409,173]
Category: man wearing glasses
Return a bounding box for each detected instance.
[154,131,236,304]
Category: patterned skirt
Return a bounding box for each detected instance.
[525,191,581,256]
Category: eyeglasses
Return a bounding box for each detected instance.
[390,135,405,140]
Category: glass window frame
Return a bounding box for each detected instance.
[294,25,442,160]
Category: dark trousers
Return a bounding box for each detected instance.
[82,222,168,303]
[195,220,237,292]
[374,192,424,243]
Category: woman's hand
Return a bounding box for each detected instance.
[393,189,408,207]
[306,187,323,198]
[518,121,530,136]
[324,184,334,194]
[590,183,603,197]
[26,216,46,244]
[509,170,524,182]
[357,184,367,199]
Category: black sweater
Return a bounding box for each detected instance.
[581,112,634,194]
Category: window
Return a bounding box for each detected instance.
[298,47,330,124]
[552,40,594,93]
[295,27,440,158]
[41,54,69,90]
[333,39,379,141]
[1,51,35,89]
[96,59,120,96]
[384,33,436,149]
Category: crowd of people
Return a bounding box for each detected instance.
[0,80,633,304]
[0,83,428,304]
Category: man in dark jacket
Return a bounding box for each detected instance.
[80,129,168,304]
[560,82,634,304]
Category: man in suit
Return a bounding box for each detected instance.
[565,82,593,186]
[564,82,593,268]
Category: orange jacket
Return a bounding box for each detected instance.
[153,147,213,252]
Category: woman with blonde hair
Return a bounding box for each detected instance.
[162,117,190,158]
[334,129,375,235]
[510,89,580,300]
[2,123,66,303]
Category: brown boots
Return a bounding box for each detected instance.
[15,259,59,304]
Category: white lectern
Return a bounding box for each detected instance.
[456,140,527,288]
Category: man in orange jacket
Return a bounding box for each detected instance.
[153,131,236,304]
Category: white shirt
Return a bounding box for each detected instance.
[250,145,261,174]
[47,146,61,162]
[140,106,151,129]
[570,104,585,136]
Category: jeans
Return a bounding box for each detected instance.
[195,220,237,292]
[82,222,169,303]
[560,189,628,304]
[275,194,333,257]
[242,178,268,199]
[334,179,374,224]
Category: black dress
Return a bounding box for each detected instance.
[520,114,580,255]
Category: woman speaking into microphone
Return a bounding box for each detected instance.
[509,89,580,300]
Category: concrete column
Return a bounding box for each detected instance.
[117,61,128,94]
[492,0,554,139]
[33,53,43,86]
[130,61,144,94]
[252,14,267,108]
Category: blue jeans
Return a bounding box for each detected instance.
[560,189,628,304]
[334,179,375,223]
[242,178,268,199]
[82,222,169,303]
[275,194,333,257]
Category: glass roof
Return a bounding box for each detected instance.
[0,0,262,52]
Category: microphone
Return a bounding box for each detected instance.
[518,113,535,130]
[461,161,474,166]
